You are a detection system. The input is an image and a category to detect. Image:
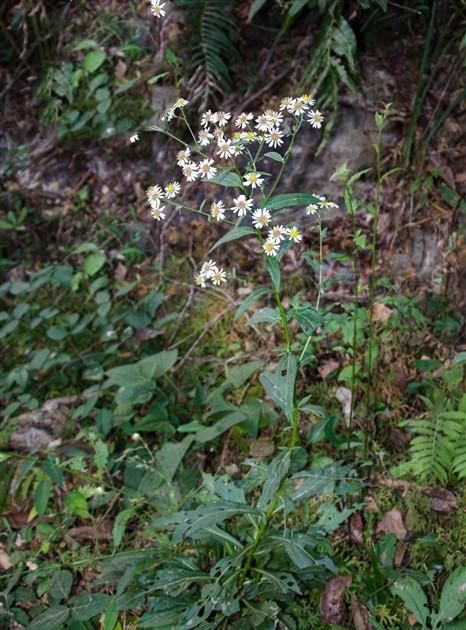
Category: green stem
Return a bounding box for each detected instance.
[264,118,302,205]
[273,286,291,351]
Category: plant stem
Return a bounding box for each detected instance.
[273,286,291,351]
[264,118,302,204]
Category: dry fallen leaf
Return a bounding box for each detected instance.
[349,512,364,545]
[320,575,353,625]
[335,386,353,426]
[351,594,373,630]
[67,526,112,542]
[0,548,12,571]
[364,496,380,513]
[319,358,340,379]
[372,302,393,323]
[376,508,407,541]
[424,488,457,513]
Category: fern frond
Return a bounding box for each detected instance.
[175,0,238,106]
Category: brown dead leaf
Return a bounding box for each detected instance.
[424,488,457,513]
[320,575,353,625]
[319,358,340,379]
[349,512,364,545]
[6,509,30,529]
[0,548,12,571]
[67,526,112,542]
[376,508,407,541]
[372,302,393,323]
[351,594,373,630]
[375,476,411,495]
[364,496,380,513]
[394,541,406,567]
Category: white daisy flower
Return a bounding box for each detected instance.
[210,200,225,221]
[288,98,307,116]
[255,114,272,132]
[264,109,283,127]
[198,129,214,146]
[217,139,235,159]
[235,112,254,129]
[307,109,324,129]
[150,0,166,18]
[214,111,231,127]
[201,260,218,278]
[199,158,217,180]
[129,133,139,143]
[279,97,293,111]
[263,239,280,257]
[163,106,176,122]
[306,203,319,215]
[300,94,316,106]
[201,110,216,127]
[318,195,338,209]
[211,267,227,285]
[194,273,206,288]
[268,224,288,242]
[288,226,302,242]
[176,148,191,166]
[151,205,166,221]
[175,97,189,108]
[146,185,164,205]
[239,131,258,142]
[252,208,271,229]
[164,181,181,198]
[265,127,284,148]
[182,162,199,182]
[231,195,253,217]
[243,172,264,189]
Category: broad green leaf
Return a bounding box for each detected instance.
[35,479,52,516]
[83,49,107,73]
[248,0,268,20]
[46,326,68,341]
[29,606,70,630]
[250,307,281,325]
[227,361,262,388]
[259,354,297,421]
[209,171,242,188]
[257,451,291,510]
[113,508,134,549]
[195,411,246,443]
[72,592,110,621]
[263,193,320,211]
[156,435,194,481]
[65,491,89,518]
[267,532,319,569]
[433,566,466,627]
[84,252,106,276]
[49,570,73,603]
[314,503,355,534]
[234,287,268,320]
[391,577,429,627]
[290,460,340,502]
[209,226,256,251]
[265,256,280,292]
[264,151,284,163]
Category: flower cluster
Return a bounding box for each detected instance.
[305,196,339,215]
[262,224,302,257]
[194,260,227,288]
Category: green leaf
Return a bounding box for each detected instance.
[290,460,340,502]
[83,49,107,73]
[72,593,110,621]
[257,451,291,510]
[195,411,246,443]
[209,226,256,252]
[248,0,268,21]
[259,354,297,421]
[113,508,134,549]
[209,171,242,188]
[264,151,284,163]
[65,491,89,518]
[35,479,52,516]
[265,256,280,292]
[84,252,106,276]
[157,435,194,481]
[433,566,466,627]
[391,577,429,627]
[250,307,281,325]
[263,193,320,211]
[29,607,70,630]
[49,570,74,603]
[234,287,268,320]
[103,599,119,630]
[46,327,68,341]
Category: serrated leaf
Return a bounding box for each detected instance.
[391,577,429,627]
[433,566,466,626]
[259,354,297,421]
[263,193,321,211]
[29,606,70,630]
[209,171,242,187]
[209,226,256,251]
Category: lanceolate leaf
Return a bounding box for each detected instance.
[263,193,321,211]
[433,566,466,627]
[234,287,268,321]
[209,171,242,188]
[391,577,429,627]
[259,354,297,421]
[29,606,70,630]
[257,451,291,511]
[209,226,256,251]
[265,256,281,292]
[195,411,247,443]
